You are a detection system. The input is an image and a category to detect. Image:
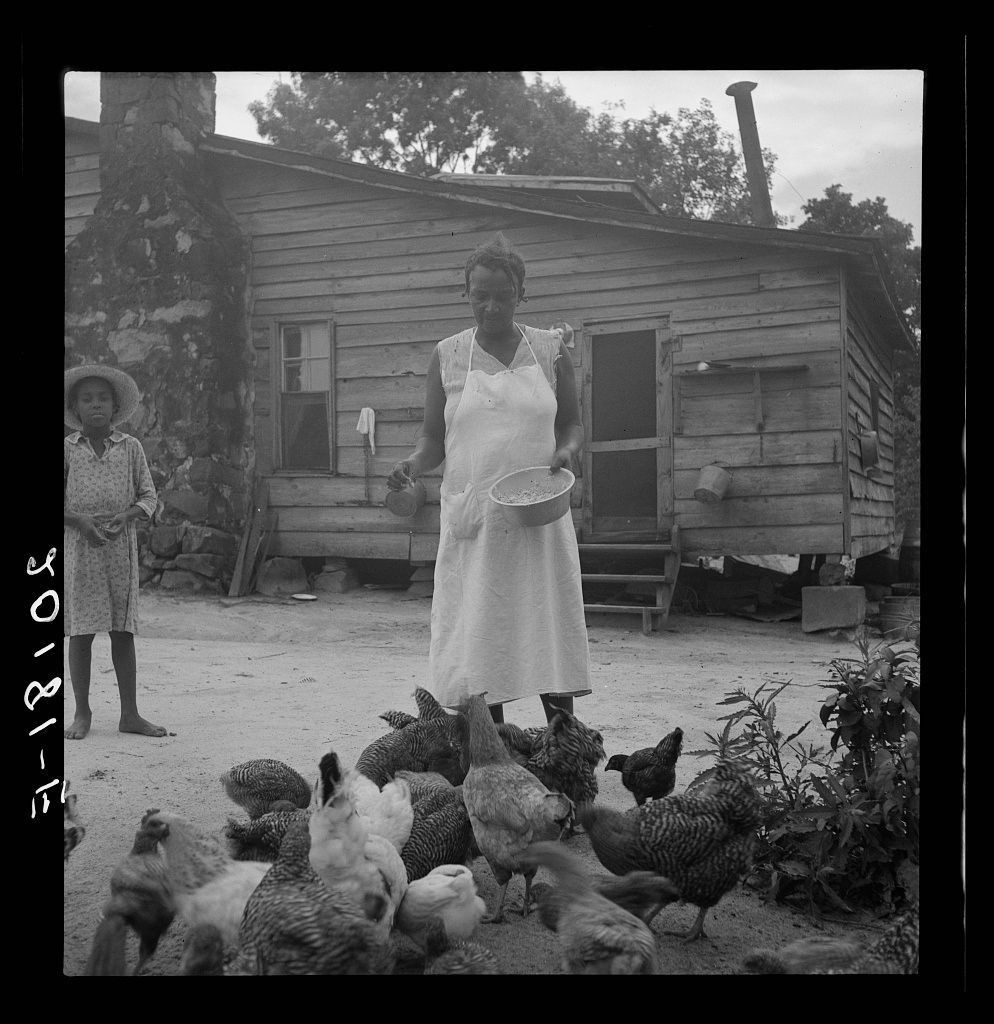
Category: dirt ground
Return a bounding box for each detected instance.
[63,588,892,975]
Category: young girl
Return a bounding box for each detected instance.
[63,364,166,740]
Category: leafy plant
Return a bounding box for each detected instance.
[690,630,920,914]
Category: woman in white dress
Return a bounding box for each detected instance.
[388,234,592,723]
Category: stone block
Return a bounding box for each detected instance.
[801,586,866,633]
[150,524,187,556]
[139,565,161,586]
[189,457,214,487]
[312,567,360,594]
[162,488,208,522]
[182,525,238,556]
[256,557,308,597]
[173,553,228,578]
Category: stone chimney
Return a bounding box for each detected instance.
[65,72,254,594]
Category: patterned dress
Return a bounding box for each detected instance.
[63,430,157,636]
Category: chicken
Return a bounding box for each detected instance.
[63,782,85,864]
[224,805,309,862]
[531,871,680,929]
[496,710,605,830]
[381,710,417,730]
[396,864,486,948]
[743,904,919,975]
[220,758,311,819]
[520,842,658,975]
[459,693,574,923]
[581,759,764,941]
[422,915,500,975]
[307,752,408,936]
[84,828,176,976]
[358,688,467,786]
[604,726,684,806]
[237,816,394,975]
[349,772,414,853]
[180,923,226,976]
[394,773,476,881]
[139,808,269,946]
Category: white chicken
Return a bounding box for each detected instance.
[348,772,414,853]
[307,752,408,936]
[396,864,486,949]
[139,809,269,947]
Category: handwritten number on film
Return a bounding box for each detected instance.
[26,548,61,817]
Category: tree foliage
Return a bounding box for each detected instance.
[250,73,784,225]
[797,185,921,519]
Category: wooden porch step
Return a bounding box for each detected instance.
[584,603,667,614]
[581,573,672,584]
[578,543,676,556]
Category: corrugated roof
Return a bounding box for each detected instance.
[64,117,916,351]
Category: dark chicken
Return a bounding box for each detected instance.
[604,726,683,806]
[220,759,311,819]
[581,760,764,941]
[224,804,310,862]
[84,829,176,975]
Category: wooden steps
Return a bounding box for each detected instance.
[579,527,682,635]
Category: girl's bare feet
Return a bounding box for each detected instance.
[119,714,167,737]
[65,715,92,740]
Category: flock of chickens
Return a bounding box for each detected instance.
[66,687,918,975]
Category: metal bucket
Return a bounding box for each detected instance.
[694,464,731,503]
[385,479,427,518]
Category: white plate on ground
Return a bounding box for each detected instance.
[290,593,317,601]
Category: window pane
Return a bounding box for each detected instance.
[284,360,303,392]
[282,394,330,470]
[303,323,331,359]
[303,358,331,392]
[591,331,656,442]
[282,326,302,360]
[592,449,657,518]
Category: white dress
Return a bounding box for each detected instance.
[427,324,592,708]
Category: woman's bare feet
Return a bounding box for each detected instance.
[64,715,92,740]
[119,714,167,737]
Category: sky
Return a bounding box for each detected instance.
[63,70,923,241]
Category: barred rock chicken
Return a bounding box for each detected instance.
[605,726,684,806]
[63,782,85,864]
[497,710,605,829]
[744,905,919,975]
[381,709,417,730]
[358,688,467,786]
[521,842,659,975]
[85,828,176,976]
[180,923,226,976]
[459,694,574,923]
[531,871,681,930]
[422,915,500,975]
[138,809,269,946]
[308,752,408,936]
[224,805,310,862]
[396,864,486,948]
[220,759,311,819]
[399,780,476,882]
[581,759,764,941]
[237,816,394,975]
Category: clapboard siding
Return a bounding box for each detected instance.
[231,169,850,559]
[844,274,897,555]
[64,136,100,248]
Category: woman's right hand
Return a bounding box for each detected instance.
[78,515,108,547]
[387,460,417,491]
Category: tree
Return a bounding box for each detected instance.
[251,73,784,226]
[249,72,527,176]
[798,185,921,519]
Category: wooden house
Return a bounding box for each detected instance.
[66,115,914,618]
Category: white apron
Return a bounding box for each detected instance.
[427,324,592,708]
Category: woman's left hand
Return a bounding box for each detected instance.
[101,511,132,538]
[549,447,575,473]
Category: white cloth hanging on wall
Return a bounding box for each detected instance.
[355,407,376,454]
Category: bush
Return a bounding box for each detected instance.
[689,627,920,914]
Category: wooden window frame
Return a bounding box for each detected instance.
[272,318,337,475]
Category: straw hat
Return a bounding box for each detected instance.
[64,363,142,430]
